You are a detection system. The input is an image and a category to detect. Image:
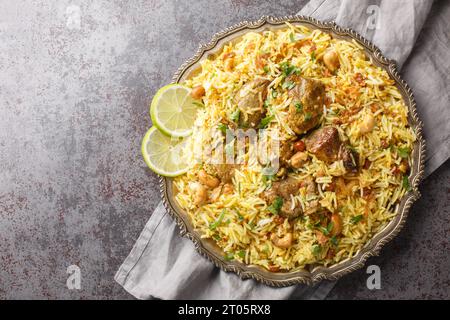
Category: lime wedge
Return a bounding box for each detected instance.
[141,127,190,177]
[150,84,201,138]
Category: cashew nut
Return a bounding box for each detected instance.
[191,182,207,206]
[323,50,340,72]
[198,170,220,188]
[224,57,234,72]
[359,112,375,134]
[191,85,205,99]
[222,183,234,194]
[290,151,308,169]
[270,232,293,249]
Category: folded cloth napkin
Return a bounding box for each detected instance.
[115,0,449,299]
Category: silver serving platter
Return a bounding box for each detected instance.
[158,16,426,286]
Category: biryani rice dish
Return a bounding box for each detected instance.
[173,23,415,272]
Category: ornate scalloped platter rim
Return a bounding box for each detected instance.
[159,15,426,286]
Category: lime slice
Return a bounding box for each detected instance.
[141,127,190,177]
[150,84,200,138]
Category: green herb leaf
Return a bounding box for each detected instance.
[330,236,339,247]
[213,234,221,241]
[267,196,283,214]
[258,115,274,129]
[224,252,234,261]
[397,147,410,159]
[262,173,275,184]
[320,222,333,235]
[311,51,316,61]
[280,62,296,77]
[217,123,228,134]
[282,81,296,90]
[312,244,322,256]
[350,214,364,224]
[209,209,226,230]
[263,65,270,74]
[263,99,270,108]
[304,112,312,121]
[230,109,240,122]
[237,214,244,221]
[237,250,246,258]
[192,101,204,108]
[318,227,328,235]
[289,33,296,43]
[402,175,411,191]
[271,91,278,98]
[295,102,303,113]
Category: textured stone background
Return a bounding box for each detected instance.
[0,0,448,299]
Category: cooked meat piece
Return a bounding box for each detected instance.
[279,140,295,167]
[263,176,303,219]
[234,78,270,128]
[305,126,341,163]
[338,145,358,172]
[305,126,359,171]
[290,151,308,168]
[286,76,325,135]
[279,201,302,220]
[213,163,240,183]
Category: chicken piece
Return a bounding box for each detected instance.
[338,145,358,173]
[234,78,270,128]
[305,126,341,163]
[305,126,358,172]
[286,76,325,135]
[263,177,303,219]
[212,163,240,184]
[279,140,295,167]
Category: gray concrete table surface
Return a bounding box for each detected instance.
[0,0,448,300]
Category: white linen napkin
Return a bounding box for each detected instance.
[115,0,448,299]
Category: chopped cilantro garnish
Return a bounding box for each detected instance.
[213,234,221,241]
[217,123,227,134]
[209,209,226,230]
[230,108,240,122]
[304,112,312,121]
[280,62,298,78]
[350,214,364,224]
[312,244,322,256]
[311,51,316,61]
[397,147,410,159]
[330,236,339,247]
[237,250,246,258]
[289,33,296,43]
[224,252,234,261]
[295,102,303,113]
[402,175,411,191]
[258,115,274,129]
[262,173,275,184]
[263,65,270,74]
[319,222,334,236]
[267,196,283,214]
[282,81,296,90]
